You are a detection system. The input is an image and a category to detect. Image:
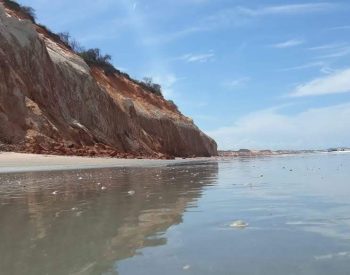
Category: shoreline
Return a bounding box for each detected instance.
[0,152,211,174]
[1,150,346,174]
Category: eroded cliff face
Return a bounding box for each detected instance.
[0,3,217,158]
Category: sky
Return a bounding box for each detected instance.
[20,0,350,150]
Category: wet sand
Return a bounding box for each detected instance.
[1,153,350,275]
[0,152,204,173]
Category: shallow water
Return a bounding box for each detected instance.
[1,153,350,275]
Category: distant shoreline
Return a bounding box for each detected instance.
[218,148,350,157]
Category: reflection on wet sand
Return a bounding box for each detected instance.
[0,162,218,275]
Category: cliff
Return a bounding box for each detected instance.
[0,2,217,158]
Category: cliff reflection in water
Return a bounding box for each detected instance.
[0,162,218,275]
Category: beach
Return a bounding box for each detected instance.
[1,153,350,274]
[0,152,204,173]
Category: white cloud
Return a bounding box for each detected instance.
[320,66,336,74]
[223,77,250,89]
[308,43,347,51]
[207,103,350,150]
[142,26,205,45]
[142,3,340,45]
[278,62,334,75]
[271,39,304,48]
[198,3,340,32]
[328,25,350,31]
[290,68,350,97]
[180,52,215,63]
[210,3,339,28]
[180,0,210,4]
[239,3,338,16]
[307,43,350,59]
[316,46,350,59]
[279,62,325,71]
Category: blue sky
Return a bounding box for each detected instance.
[20,0,350,150]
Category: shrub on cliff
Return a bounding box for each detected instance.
[57,32,83,52]
[20,6,35,20]
[37,25,77,51]
[167,100,178,110]
[78,48,117,75]
[139,77,163,96]
[3,0,36,22]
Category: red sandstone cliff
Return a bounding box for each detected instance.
[0,2,217,158]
